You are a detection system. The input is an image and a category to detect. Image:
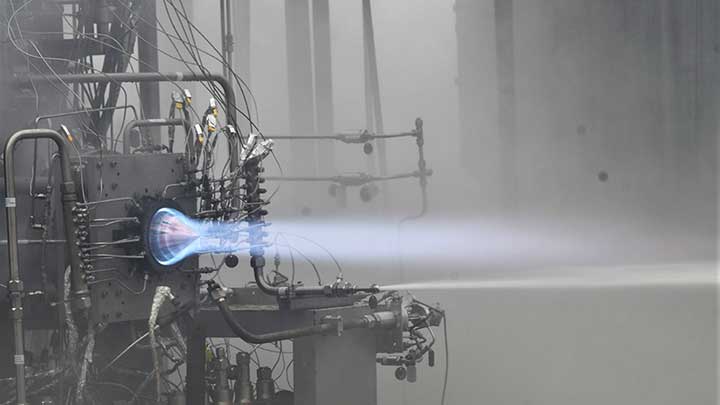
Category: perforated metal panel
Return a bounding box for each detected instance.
[80,153,198,324]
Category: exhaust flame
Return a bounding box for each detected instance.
[147,208,714,297]
[379,263,716,291]
[148,208,248,266]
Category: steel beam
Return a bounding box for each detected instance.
[313,0,336,174]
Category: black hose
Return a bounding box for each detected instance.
[216,298,335,344]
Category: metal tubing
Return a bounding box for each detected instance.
[121,118,190,153]
[33,105,139,128]
[268,131,415,141]
[20,72,237,127]
[217,298,394,344]
[252,263,281,296]
[21,71,240,204]
[251,265,379,298]
[264,171,431,184]
[4,129,87,405]
[401,118,429,222]
[216,299,331,343]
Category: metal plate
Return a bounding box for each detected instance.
[80,153,198,324]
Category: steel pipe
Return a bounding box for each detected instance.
[20,72,237,126]
[4,129,87,405]
[121,118,190,153]
[19,71,241,205]
[214,292,394,344]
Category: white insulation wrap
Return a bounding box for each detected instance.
[149,286,174,401]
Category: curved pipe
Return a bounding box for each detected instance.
[121,118,191,154]
[401,118,428,223]
[4,129,87,405]
[251,257,380,298]
[251,259,281,296]
[19,72,239,172]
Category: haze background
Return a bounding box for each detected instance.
[160,1,718,404]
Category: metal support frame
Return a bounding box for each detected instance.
[219,0,233,80]
[19,71,241,207]
[189,290,401,405]
[232,0,251,82]
[294,329,378,405]
[362,0,389,208]
[186,321,207,404]
[285,0,318,178]
[4,129,86,405]
[494,0,517,205]
[137,0,161,145]
[312,0,336,175]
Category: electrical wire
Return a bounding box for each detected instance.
[441,315,449,405]
[112,0,286,204]
[285,359,294,391]
[8,1,138,150]
[274,239,323,286]
[151,0,284,175]
[271,341,284,374]
[275,232,344,278]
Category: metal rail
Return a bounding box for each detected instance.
[264,170,432,186]
[33,105,139,129]
[268,131,415,143]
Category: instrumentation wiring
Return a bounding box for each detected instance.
[0,2,444,404]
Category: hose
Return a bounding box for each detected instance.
[216,299,335,344]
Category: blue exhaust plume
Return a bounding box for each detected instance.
[147,208,713,292]
[147,208,248,266]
